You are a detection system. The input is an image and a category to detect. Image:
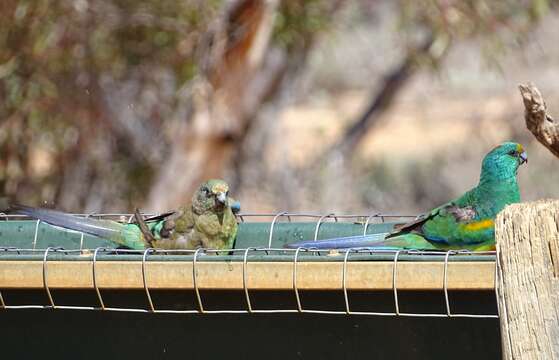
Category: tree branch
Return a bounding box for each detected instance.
[518,83,559,158]
[330,34,438,155]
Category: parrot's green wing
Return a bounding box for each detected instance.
[385,197,495,250]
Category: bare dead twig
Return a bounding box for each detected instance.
[519,83,559,158]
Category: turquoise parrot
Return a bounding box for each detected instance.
[12,179,239,250]
[287,142,527,251]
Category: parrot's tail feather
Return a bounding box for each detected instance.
[284,233,389,249]
[11,205,124,241]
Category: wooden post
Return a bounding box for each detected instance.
[496,200,559,359]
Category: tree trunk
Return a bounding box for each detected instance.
[495,200,559,359]
[146,0,281,211]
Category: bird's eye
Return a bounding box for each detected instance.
[508,150,517,156]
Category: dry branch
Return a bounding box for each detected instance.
[519,83,559,158]
[330,34,442,155]
[496,200,559,360]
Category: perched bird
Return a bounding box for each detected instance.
[12,179,239,250]
[286,142,527,251]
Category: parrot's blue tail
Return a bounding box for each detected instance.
[284,233,389,249]
[11,204,124,240]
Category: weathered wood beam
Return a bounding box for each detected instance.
[496,200,559,359]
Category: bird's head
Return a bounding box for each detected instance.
[193,179,231,213]
[480,142,527,182]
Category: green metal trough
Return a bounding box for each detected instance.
[0,216,501,359]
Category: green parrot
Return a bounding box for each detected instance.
[11,179,239,250]
[286,142,527,251]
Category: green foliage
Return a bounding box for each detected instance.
[272,0,336,50]
[0,0,222,208]
[398,0,556,64]
[1,0,221,117]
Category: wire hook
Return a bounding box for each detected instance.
[43,247,62,309]
[268,212,289,247]
[193,248,205,313]
[362,213,381,236]
[392,250,402,316]
[242,248,254,313]
[313,213,337,241]
[142,248,156,312]
[92,247,106,310]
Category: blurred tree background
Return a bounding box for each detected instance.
[1,0,558,214]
